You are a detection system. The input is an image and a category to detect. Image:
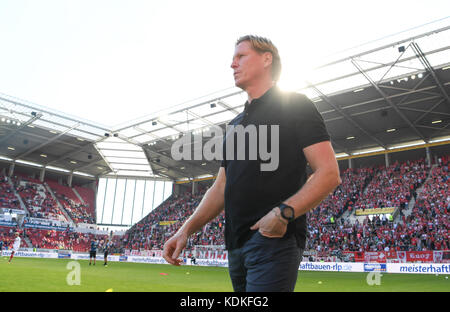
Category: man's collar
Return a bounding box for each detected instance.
[244,85,280,110]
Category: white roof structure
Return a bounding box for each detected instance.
[1,23,450,181]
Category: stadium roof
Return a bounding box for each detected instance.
[1,25,450,182]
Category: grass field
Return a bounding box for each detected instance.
[1,257,449,292]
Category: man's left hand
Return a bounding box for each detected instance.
[250,207,287,238]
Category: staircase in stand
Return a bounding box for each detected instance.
[6,179,30,216]
[397,164,436,222]
[43,183,75,227]
[72,188,85,205]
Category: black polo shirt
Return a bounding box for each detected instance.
[221,86,330,250]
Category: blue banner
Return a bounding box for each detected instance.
[0,221,17,227]
[364,263,387,272]
[24,223,71,232]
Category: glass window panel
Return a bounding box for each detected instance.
[112,179,126,224]
[417,31,450,53]
[188,104,215,116]
[301,88,321,100]
[102,136,122,143]
[118,128,142,137]
[164,181,173,200]
[135,121,165,132]
[309,61,355,85]
[150,127,179,138]
[108,170,154,177]
[33,119,73,133]
[96,142,141,151]
[122,179,136,226]
[317,74,369,95]
[101,178,117,224]
[143,180,155,216]
[132,133,158,144]
[132,180,145,224]
[110,163,151,171]
[100,150,145,158]
[68,130,101,141]
[96,178,107,223]
[427,50,450,68]
[74,124,106,138]
[105,157,148,164]
[359,49,397,67]
[161,112,189,124]
[153,181,165,210]
[205,111,239,124]
[220,93,247,107]
[175,121,209,133]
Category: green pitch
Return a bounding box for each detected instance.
[0,257,448,292]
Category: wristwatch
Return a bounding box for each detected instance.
[278,203,295,223]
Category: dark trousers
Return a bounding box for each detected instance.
[228,231,303,292]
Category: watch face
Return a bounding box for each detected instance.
[281,205,294,220]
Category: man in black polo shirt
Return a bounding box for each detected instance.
[163,35,341,292]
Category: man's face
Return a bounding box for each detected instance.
[231,41,271,90]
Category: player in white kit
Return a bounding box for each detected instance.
[8,232,21,264]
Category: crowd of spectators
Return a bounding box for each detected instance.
[121,185,226,253]
[353,159,428,213]
[121,187,221,251]
[0,173,101,253]
[74,186,96,221]
[121,157,448,256]
[403,155,449,251]
[25,228,112,252]
[307,210,448,255]
[55,193,95,224]
[47,180,96,225]
[14,180,67,221]
[1,173,96,224]
[308,167,373,227]
[0,225,25,249]
[306,157,448,255]
[122,167,376,254]
[1,155,447,257]
[0,174,20,210]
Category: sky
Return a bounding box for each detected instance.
[0,0,449,128]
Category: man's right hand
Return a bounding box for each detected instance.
[162,231,188,266]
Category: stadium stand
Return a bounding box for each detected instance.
[404,155,449,251]
[0,155,447,260]
[73,186,96,221]
[307,167,374,227]
[47,180,96,225]
[13,177,67,222]
[118,156,448,261]
[25,227,110,252]
[305,157,449,259]
[122,189,209,251]
[120,185,225,252]
[0,174,21,210]
[1,23,449,265]
[0,225,26,249]
[3,173,97,225]
[0,172,107,253]
[352,159,429,214]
